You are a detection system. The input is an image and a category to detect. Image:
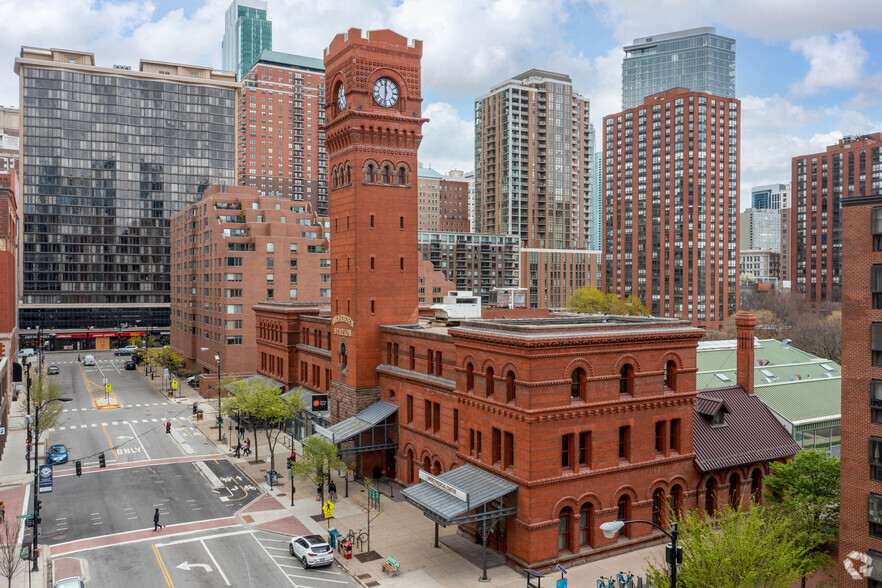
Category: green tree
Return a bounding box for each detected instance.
[222,378,302,471]
[129,335,143,349]
[567,287,647,316]
[24,374,65,443]
[142,348,185,373]
[764,449,840,588]
[645,502,807,588]
[291,435,345,504]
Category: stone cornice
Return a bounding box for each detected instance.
[450,328,702,349]
[377,364,456,392]
[296,344,331,359]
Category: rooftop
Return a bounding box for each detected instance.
[254,49,324,73]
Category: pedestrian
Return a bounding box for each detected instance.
[238,426,245,440]
[77,355,81,363]
[0,501,6,523]
[328,480,337,502]
[242,439,250,457]
[234,440,241,459]
[153,508,163,531]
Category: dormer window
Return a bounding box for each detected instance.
[712,410,725,426]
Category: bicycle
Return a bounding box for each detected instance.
[346,528,369,551]
[617,570,634,587]
[596,576,616,588]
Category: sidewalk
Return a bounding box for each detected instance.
[174,378,667,588]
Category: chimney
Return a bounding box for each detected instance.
[735,311,756,394]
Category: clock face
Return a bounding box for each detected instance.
[337,84,346,111]
[372,77,399,108]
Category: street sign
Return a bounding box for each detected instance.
[322,500,334,518]
[38,464,53,494]
[0,427,6,435]
[368,487,380,505]
[311,394,329,412]
[172,380,178,390]
[104,383,111,393]
[16,514,33,519]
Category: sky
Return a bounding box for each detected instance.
[3,0,882,210]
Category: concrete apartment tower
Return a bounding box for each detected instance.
[222,0,273,81]
[238,50,328,214]
[14,48,238,336]
[474,70,598,308]
[622,27,736,110]
[603,89,740,329]
[791,133,882,304]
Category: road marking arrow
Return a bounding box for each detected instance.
[176,561,213,573]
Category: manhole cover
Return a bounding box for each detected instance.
[356,573,372,580]
[365,582,380,587]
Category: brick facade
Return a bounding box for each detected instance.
[840,195,882,586]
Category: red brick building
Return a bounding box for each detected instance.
[840,194,882,586]
[0,161,19,460]
[169,184,329,376]
[603,89,740,329]
[237,50,328,215]
[791,133,882,305]
[251,28,799,570]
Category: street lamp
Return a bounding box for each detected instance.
[24,359,31,474]
[31,396,72,571]
[600,519,681,587]
[200,348,223,441]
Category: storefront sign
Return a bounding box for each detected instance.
[55,333,87,339]
[419,469,468,502]
[311,394,329,412]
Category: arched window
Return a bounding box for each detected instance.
[366,164,374,182]
[616,496,631,537]
[750,469,763,502]
[664,360,677,390]
[571,368,586,399]
[652,488,666,527]
[619,364,635,395]
[558,507,571,551]
[670,484,682,519]
[345,164,351,184]
[423,456,431,473]
[382,166,390,183]
[339,340,348,370]
[705,478,717,516]
[398,167,405,184]
[433,460,441,476]
[466,363,474,391]
[505,371,516,402]
[406,449,415,484]
[728,473,741,510]
[579,503,593,547]
[485,367,494,397]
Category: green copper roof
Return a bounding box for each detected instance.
[696,339,840,426]
[418,166,443,179]
[255,49,324,73]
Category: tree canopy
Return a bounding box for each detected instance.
[566,287,647,316]
[26,374,65,433]
[291,435,345,502]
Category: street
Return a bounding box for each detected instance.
[33,351,359,588]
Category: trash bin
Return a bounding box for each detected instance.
[168,389,174,398]
[342,540,352,559]
[196,409,204,422]
[328,528,339,549]
[267,470,278,487]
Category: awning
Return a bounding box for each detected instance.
[401,464,518,527]
[314,400,398,453]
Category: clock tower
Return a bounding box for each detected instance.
[324,29,425,422]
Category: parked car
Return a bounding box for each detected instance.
[289,534,334,568]
[125,360,136,370]
[47,365,59,375]
[47,444,68,465]
[18,348,35,357]
[114,346,136,356]
[187,374,201,387]
[53,577,85,588]
[83,355,96,366]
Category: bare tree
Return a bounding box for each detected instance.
[349,478,383,552]
[0,517,26,588]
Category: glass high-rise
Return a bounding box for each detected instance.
[222,0,273,81]
[15,47,238,331]
[622,27,735,110]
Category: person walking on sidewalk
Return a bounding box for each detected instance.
[234,439,241,458]
[153,508,163,531]
[242,439,250,457]
[328,480,337,502]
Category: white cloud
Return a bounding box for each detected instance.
[789,32,867,96]
[420,102,474,173]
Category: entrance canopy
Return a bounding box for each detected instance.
[314,400,398,454]
[401,464,518,527]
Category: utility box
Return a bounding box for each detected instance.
[342,541,352,559]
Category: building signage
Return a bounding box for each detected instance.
[38,464,53,494]
[418,469,468,502]
[311,394,329,412]
[331,315,355,337]
[55,333,87,339]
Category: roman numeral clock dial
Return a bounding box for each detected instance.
[372,77,399,108]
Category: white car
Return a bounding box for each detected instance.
[53,577,85,588]
[18,348,35,357]
[289,534,334,569]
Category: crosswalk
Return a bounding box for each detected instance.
[46,416,197,434]
[63,402,171,412]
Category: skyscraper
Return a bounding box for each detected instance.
[740,208,781,252]
[791,133,882,304]
[15,47,237,333]
[622,27,735,110]
[603,89,740,329]
[237,50,328,214]
[592,149,603,251]
[751,183,788,210]
[222,0,272,81]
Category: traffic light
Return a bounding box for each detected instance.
[192,402,198,415]
[287,453,296,469]
[75,460,82,476]
[26,427,32,444]
[166,422,171,434]
[98,452,106,468]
